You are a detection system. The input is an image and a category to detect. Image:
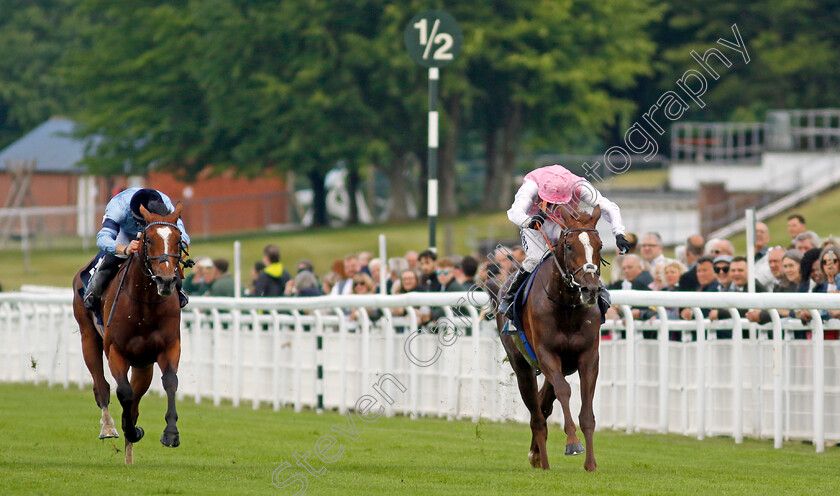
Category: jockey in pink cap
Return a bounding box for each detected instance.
[498,164,631,317]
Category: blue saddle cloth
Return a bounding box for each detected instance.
[501,258,549,370]
[500,257,610,372]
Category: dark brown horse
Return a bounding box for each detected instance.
[494,205,603,472]
[72,204,186,464]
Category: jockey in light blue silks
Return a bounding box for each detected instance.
[83,188,191,310]
[499,165,632,320]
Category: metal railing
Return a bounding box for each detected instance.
[2,290,839,452]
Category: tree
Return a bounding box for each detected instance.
[0,0,81,148]
[460,0,662,210]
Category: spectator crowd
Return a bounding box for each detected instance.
[182,213,840,333]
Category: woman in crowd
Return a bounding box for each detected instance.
[747,250,802,324]
[798,246,839,324]
[649,259,671,290]
[285,271,324,297]
[320,272,342,296]
[349,273,382,322]
[662,261,686,291]
[391,269,421,317]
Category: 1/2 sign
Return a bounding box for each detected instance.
[404,10,462,68]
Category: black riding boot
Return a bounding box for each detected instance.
[598,283,611,324]
[499,267,530,319]
[177,278,189,308]
[83,253,122,310]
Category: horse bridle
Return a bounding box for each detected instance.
[138,221,189,278]
[546,228,603,293]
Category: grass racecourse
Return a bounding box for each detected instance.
[1,383,838,496]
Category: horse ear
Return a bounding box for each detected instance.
[139,204,153,223]
[172,201,183,219]
[591,205,602,223]
[557,203,575,226]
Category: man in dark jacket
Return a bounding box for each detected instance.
[607,254,654,320]
[430,257,466,321]
[252,244,290,297]
[678,234,705,291]
[680,255,720,319]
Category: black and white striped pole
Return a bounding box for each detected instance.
[427,67,439,251]
[405,10,462,252]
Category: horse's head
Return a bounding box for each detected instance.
[555,204,602,306]
[139,202,184,297]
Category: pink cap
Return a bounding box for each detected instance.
[524,165,580,204]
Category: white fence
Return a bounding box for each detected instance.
[2,290,840,452]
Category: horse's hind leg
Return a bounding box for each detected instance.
[80,325,117,439]
[539,380,555,420]
[578,348,600,472]
[501,336,549,469]
[158,341,181,448]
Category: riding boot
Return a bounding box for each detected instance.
[499,267,531,319]
[83,253,122,310]
[598,283,611,324]
[176,278,189,308]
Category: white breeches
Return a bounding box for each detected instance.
[519,221,564,273]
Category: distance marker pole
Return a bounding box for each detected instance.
[428,67,439,253]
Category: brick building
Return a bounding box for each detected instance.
[0,117,289,240]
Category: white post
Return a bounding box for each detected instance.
[810,309,825,453]
[694,307,706,440]
[729,307,743,444]
[746,209,756,293]
[657,306,669,434]
[234,240,242,298]
[769,309,783,449]
[620,304,635,433]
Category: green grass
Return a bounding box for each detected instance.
[730,184,840,253]
[605,168,668,190]
[0,382,838,495]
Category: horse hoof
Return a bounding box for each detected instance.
[528,450,541,468]
[99,424,119,439]
[565,442,585,456]
[129,426,144,443]
[161,431,180,448]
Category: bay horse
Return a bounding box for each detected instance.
[72,203,186,464]
[494,205,603,472]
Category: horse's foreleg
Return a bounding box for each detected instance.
[107,350,145,446]
[555,373,584,456]
[129,365,153,434]
[578,348,600,472]
[80,328,117,439]
[158,341,181,448]
[501,336,548,469]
